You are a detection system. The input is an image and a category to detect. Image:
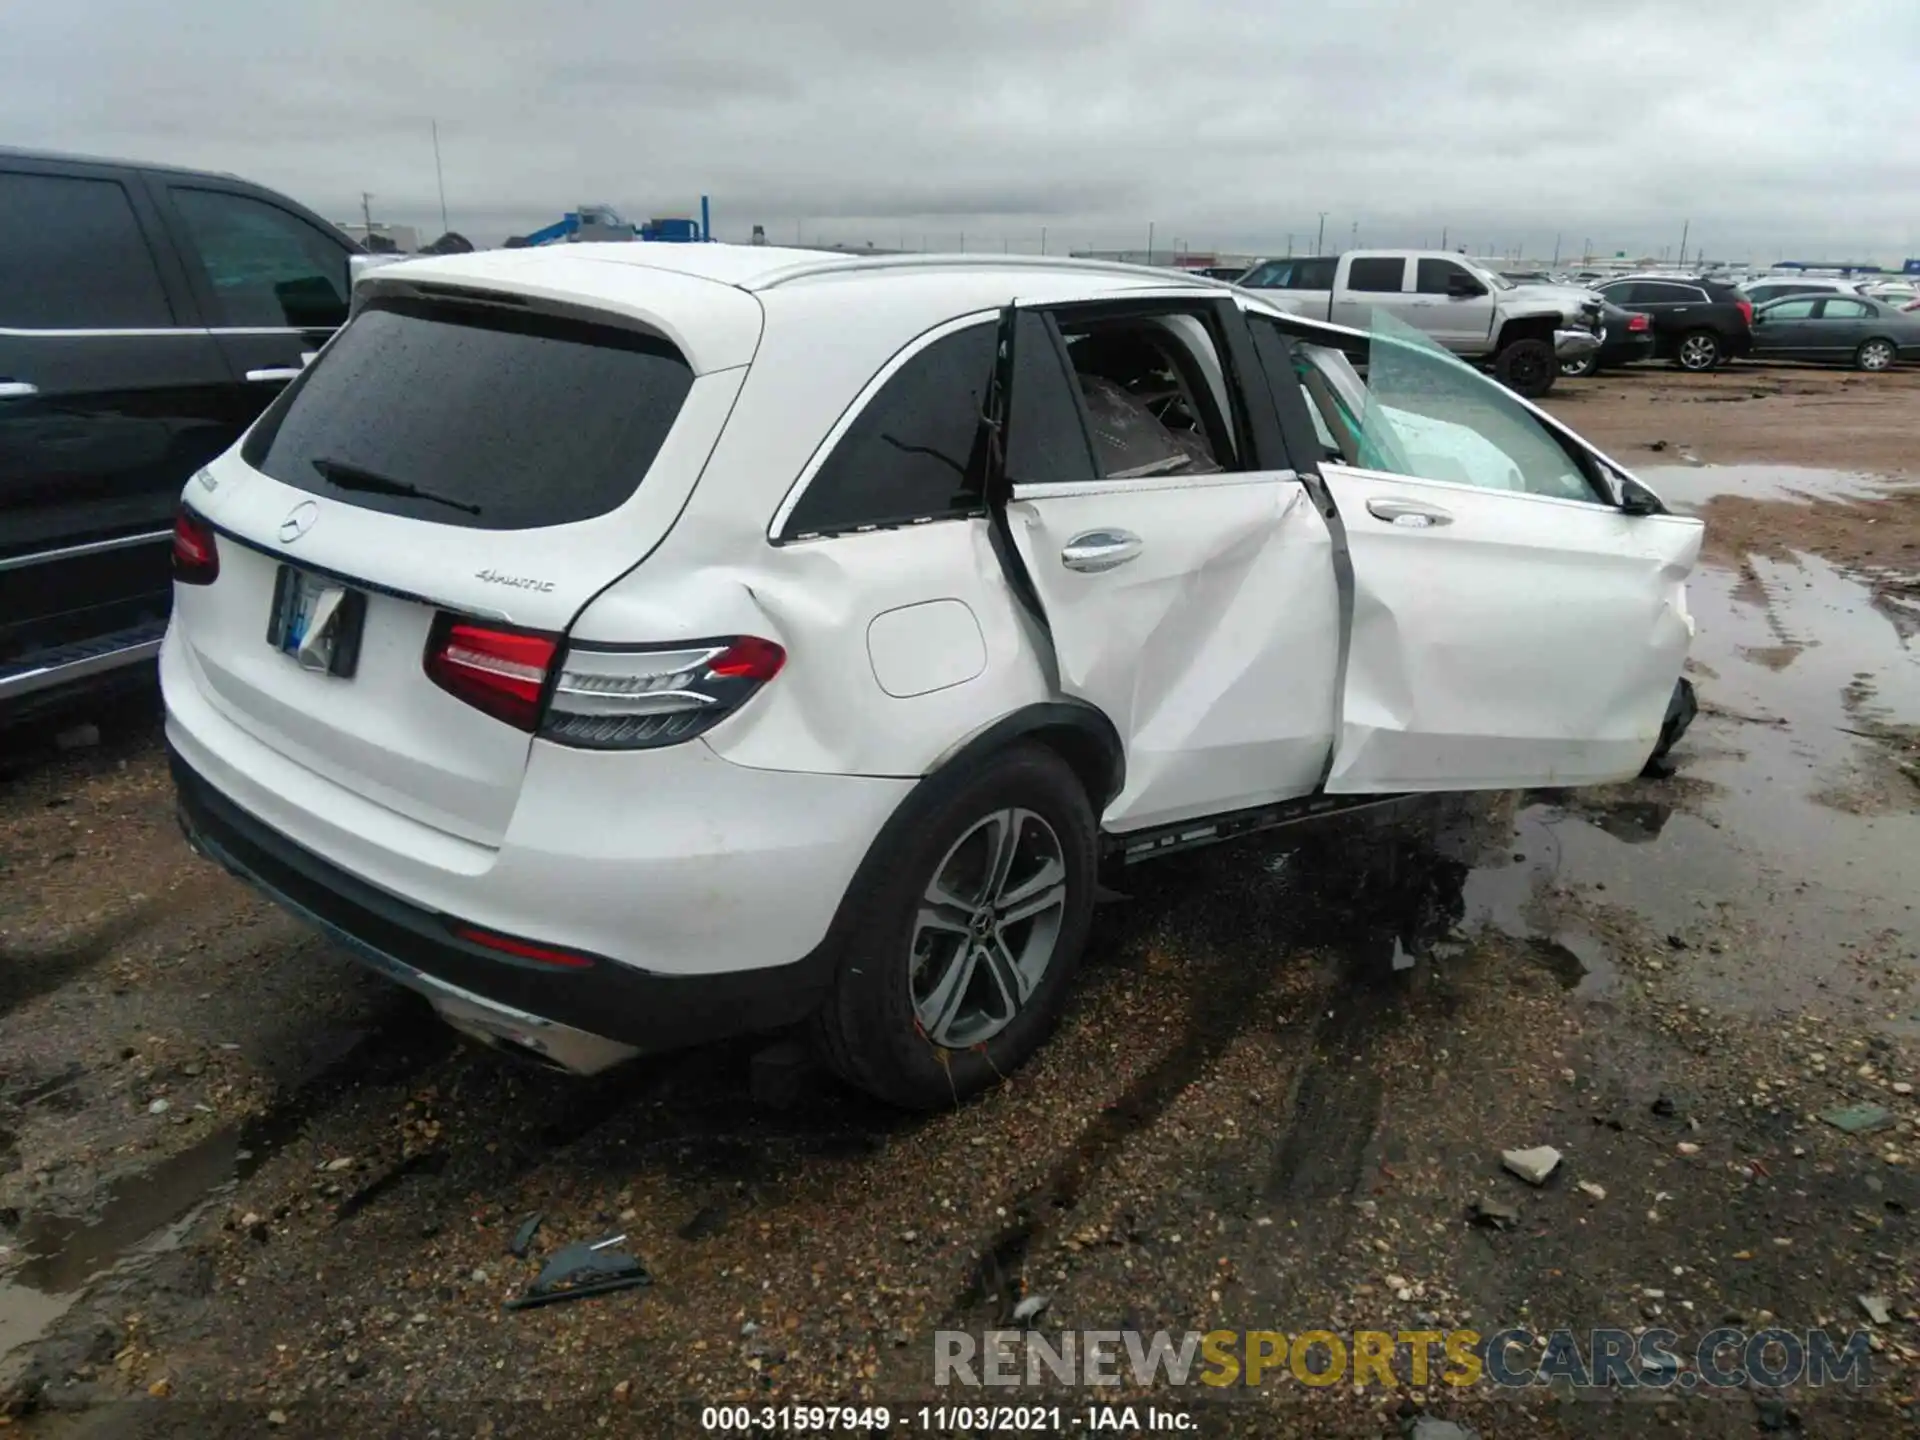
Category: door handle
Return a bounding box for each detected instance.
[245,352,318,384]
[0,380,39,400]
[1366,497,1453,528]
[1060,529,1144,573]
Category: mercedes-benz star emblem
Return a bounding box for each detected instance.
[278,501,319,544]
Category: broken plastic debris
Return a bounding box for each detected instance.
[1468,1198,1519,1229]
[504,1233,650,1311]
[509,1211,544,1258]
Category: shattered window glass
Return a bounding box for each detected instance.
[1352,311,1603,504]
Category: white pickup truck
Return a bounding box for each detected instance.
[1239,251,1602,398]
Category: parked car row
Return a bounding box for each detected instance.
[1235,250,1601,398]
[1235,253,1920,381]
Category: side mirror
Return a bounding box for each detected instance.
[1447,273,1487,298]
[1617,475,1666,516]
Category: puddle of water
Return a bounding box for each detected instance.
[0,1109,297,1372]
[0,1283,73,1374]
[0,1022,431,1370]
[1639,463,1913,510]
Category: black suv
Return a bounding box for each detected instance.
[1,148,360,717]
[1591,275,1754,372]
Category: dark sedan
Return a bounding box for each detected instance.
[1749,294,1920,371]
[1561,300,1657,377]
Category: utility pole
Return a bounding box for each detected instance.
[1285,234,1293,257]
[1441,224,1448,250]
[360,192,375,233]
[1350,220,1358,248]
[1678,218,1690,269]
[431,121,449,236]
[1583,236,1592,264]
[1316,212,1327,254]
[1552,233,1561,267]
[1146,221,1155,264]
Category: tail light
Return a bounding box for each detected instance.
[424,620,558,731]
[172,506,219,585]
[424,619,785,747]
[1736,300,1754,328]
[543,637,786,749]
[1628,313,1651,332]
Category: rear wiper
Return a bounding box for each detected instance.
[310,457,481,515]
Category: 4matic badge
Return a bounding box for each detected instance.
[475,568,556,593]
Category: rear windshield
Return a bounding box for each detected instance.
[243,297,694,530]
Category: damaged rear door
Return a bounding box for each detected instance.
[1271,311,1702,792]
[998,299,1342,832]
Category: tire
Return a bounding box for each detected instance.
[810,741,1097,1109]
[1560,350,1601,379]
[1855,337,1897,372]
[1493,338,1557,398]
[1673,330,1722,372]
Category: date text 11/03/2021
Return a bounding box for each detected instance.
[699,1406,1194,1431]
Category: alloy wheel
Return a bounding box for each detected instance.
[1860,340,1895,371]
[1678,335,1719,370]
[909,808,1068,1048]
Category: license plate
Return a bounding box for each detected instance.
[267,565,365,677]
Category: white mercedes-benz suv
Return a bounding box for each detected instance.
[162,245,1700,1108]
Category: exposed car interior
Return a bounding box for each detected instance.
[1057,318,1233,478]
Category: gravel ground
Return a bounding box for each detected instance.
[2,364,1918,1438]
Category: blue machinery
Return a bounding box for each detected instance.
[512,195,712,248]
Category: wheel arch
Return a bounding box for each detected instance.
[925,700,1124,811]
[1493,314,1558,351]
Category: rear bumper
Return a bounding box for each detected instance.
[1599,334,1658,367]
[172,746,843,1071]
[161,625,913,977]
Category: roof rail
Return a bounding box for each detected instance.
[747,252,1214,292]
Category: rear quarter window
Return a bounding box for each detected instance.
[243,298,694,530]
[778,321,997,539]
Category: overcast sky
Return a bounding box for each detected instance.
[5,0,1917,263]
